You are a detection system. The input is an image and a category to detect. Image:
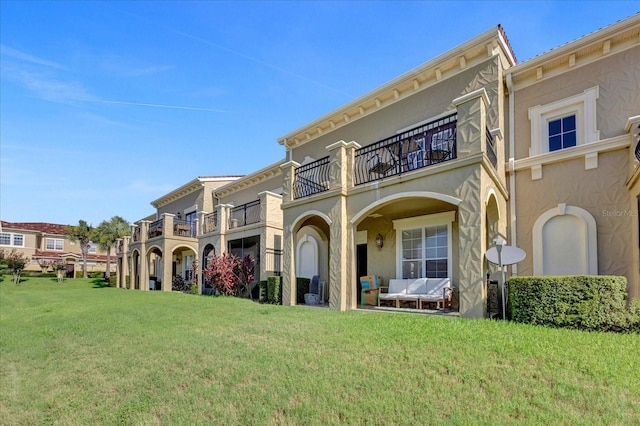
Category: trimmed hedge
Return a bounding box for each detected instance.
[266,276,282,305]
[296,277,311,304]
[508,275,638,333]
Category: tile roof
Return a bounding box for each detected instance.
[1,221,69,235]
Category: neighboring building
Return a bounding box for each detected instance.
[0,220,112,276]
[116,166,284,295]
[506,16,640,299]
[118,176,240,290]
[198,159,285,295]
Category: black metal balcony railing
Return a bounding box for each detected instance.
[486,128,497,170]
[229,200,261,229]
[203,211,218,234]
[354,113,457,185]
[148,219,163,238]
[293,156,330,199]
[173,219,196,238]
[132,227,140,242]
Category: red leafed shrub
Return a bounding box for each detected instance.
[202,253,254,297]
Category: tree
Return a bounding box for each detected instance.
[202,253,254,297]
[94,216,130,282]
[3,249,28,285]
[66,220,94,279]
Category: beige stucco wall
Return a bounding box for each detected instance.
[512,48,640,160]
[291,56,503,163]
[157,192,200,218]
[514,151,633,283]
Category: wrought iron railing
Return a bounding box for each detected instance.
[203,211,218,234]
[132,227,140,242]
[354,113,457,185]
[173,219,196,238]
[148,219,163,238]
[229,200,261,229]
[293,156,330,199]
[264,248,283,276]
[486,128,497,169]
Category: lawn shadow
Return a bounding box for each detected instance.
[91,278,111,288]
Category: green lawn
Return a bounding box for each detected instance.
[1,278,638,425]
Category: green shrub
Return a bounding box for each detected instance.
[508,275,636,332]
[296,277,311,304]
[267,276,282,304]
[258,280,268,303]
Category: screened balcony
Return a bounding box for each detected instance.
[229,200,261,229]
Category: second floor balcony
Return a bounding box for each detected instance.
[229,200,261,229]
[354,113,457,186]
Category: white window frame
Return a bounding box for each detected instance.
[46,238,64,251]
[88,242,97,254]
[0,232,25,247]
[393,211,455,279]
[0,233,12,246]
[528,86,599,157]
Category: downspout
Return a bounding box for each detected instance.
[506,73,518,275]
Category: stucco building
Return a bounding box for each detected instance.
[115,14,639,318]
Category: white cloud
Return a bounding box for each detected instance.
[0,44,66,70]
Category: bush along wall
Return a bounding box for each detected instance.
[508,275,639,333]
[266,276,282,305]
[296,277,311,304]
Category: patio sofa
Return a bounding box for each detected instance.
[378,278,452,310]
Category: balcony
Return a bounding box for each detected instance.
[173,219,196,238]
[132,226,140,242]
[148,219,163,239]
[293,156,330,199]
[229,200,261,229]
[354,113,457,185]
[203,211,219,234]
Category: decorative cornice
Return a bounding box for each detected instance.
[214,159,286,198]
[277,26,514,150]
[506,14,639,90]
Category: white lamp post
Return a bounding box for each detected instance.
[493,238,506,320]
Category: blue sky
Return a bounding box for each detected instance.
[1,1,638,227]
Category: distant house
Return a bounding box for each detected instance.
[0,220,111,277]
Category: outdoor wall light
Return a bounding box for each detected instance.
[176,257,181,265]
[376,233,384,249]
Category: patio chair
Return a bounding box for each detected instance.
[360,275,380,306]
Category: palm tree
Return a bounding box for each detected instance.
[95,216,130,282]
[66,220,94,279]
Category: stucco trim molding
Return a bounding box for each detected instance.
[350,191,463,225]
[292,210,333,231]
[513,134,630,177]
[532,203,598,275]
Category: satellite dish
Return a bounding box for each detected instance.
[486,246,526,266]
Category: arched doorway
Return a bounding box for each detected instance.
[202,244,215,295]
[292,212,331,306]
